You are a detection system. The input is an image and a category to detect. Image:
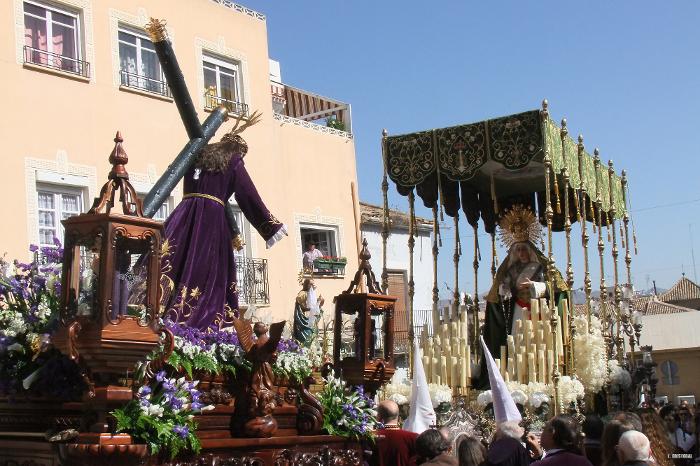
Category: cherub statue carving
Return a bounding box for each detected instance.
[231,317,285,437]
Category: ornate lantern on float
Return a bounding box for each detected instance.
[53,132,171,392]
[332,239,397,395]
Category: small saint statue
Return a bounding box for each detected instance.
[293,278,324,345]
[231,317,285,437]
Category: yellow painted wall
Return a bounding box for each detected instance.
[0,0,360,321]
[653,348,700,404]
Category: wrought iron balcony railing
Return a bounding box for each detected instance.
[24,45,90,78]
[236,257,269,306]
[120,70,171,98]
[204,93,249,117]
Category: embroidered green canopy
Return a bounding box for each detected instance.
[383,106,626,233]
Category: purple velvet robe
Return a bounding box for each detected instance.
[161,153,282,330]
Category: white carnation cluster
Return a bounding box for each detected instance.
[479,381,552,409]
[382,368,411,406]
[0,309,27,338]
[428,383,452,408]
[217,342,243,363]
[175,336,216,361]
[608,360,632,389]
[558,376,585,405]
[476,390,493,407]
[274,346,316,381]
[573,314,608,393]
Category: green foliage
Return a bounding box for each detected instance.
[325,117,346,131]
[317,372,378,441]
[192,352,219,374]
[112,373,205,460]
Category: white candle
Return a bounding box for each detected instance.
[508,356,516,381]
[451,356,459,388]
[538,349,546,384]
[441,355,448,384]
[524,320,533,350]
[517,353,526,384]
[460,357,468,387]
[500,346,507,378]
[432,357,439,383]
[531,298,540,326]
[465,342,471,379]
[528,353,536,384]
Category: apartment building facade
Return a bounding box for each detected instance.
[1,0,360,320]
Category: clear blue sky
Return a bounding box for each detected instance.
[246,1,700,294]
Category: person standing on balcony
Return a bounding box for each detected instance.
[302,242,324,272]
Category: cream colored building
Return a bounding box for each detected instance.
[0,0,361,321]
[634,276,700,405]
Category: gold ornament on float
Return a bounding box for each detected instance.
[497,205,542,249]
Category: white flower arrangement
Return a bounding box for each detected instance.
[511,389,528,405]
[608,360,632,389]
[428,383,452,408]
[389,393,409,405]
[529,392,550,409]
[573,314,608,393]
[477,390,493,408]
[558,376,585,406]
[273,346,317,383]
[383,368,411,405]
[0,309,30,338]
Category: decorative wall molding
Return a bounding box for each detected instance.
[273,113,353,140]
[14,0,96,82]
[194,36,252,113]
[108,7,176,88]
[208,0,266,21]
[293,209,345,270]
[25,151,98,246]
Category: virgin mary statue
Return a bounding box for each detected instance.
[480,206,567,384]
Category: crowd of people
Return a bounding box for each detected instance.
[371,400,700,466]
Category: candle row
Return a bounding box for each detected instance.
[499,298,569,385]
[421,305,471,388]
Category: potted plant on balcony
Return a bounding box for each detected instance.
[313,256,347,274]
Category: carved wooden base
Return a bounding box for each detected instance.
[0,435,361,466]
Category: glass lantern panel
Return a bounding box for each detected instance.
[112,236,150,322]
[340,309,359,361]
[67,238,101,319]
[370,313,385,360]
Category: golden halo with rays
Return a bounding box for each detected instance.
[497,205,542,249]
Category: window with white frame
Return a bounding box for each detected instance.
[118,27,168,97]
[300,225,338,258]
[136,194,172,222]
[23,1,88,77]
[227,203,252,261]
[37,184,83,246]
[202,53,247,115]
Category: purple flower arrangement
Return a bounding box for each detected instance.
[317,371,379,441]
[112,370,211,459]
[0,242,81,399]
[154,320,247,379]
